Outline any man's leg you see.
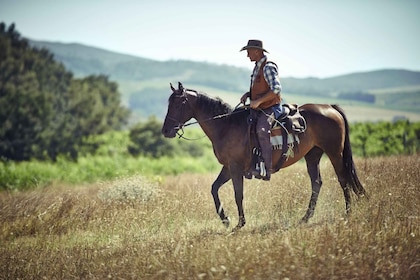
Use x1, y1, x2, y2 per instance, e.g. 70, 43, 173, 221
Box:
256, 112, 272, 180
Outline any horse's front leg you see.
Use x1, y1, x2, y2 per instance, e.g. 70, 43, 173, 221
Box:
231, 166, 246, 231
211, 166, 231, 227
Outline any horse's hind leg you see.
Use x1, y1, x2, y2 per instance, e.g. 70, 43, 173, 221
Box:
301, 147, 324, 223
211, 166, 231, 227
328, 155, 352, 216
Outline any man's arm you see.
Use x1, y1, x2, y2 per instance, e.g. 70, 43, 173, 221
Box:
264, 62, 282, 95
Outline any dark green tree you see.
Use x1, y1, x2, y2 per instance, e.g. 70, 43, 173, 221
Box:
128, 116, 175, 158
59, 75, 130, 158
0, 22, 130, 161
0, 23, 73, 160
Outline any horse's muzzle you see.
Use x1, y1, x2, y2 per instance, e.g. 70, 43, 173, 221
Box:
161, 126, 178, 138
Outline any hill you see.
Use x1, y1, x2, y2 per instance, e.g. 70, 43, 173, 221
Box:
29, 40, 420, 122
29, 40, 249, 91
285, 69, 420, 93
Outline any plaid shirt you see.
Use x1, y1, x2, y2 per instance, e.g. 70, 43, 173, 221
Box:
251, 56, 282, 95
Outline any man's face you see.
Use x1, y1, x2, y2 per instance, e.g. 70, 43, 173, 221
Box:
246, 48, 261, 62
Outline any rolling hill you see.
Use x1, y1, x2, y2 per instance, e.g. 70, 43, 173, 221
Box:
29, 40, 420, 122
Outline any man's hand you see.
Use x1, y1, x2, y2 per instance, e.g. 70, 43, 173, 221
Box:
240, 92, 250, 104
250, 99, 261, 109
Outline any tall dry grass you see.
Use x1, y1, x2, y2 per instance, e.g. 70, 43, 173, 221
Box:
0, 155, 419, 279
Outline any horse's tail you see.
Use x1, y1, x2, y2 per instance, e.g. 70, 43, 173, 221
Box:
332, 105, 368, 198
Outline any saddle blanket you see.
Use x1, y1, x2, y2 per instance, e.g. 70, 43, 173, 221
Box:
270, 134, 299, 150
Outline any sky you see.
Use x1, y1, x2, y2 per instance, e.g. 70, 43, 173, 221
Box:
1, 0, 419, 78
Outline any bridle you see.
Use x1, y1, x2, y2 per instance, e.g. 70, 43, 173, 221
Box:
165, 89, 249, 140
164, 115, 200, 140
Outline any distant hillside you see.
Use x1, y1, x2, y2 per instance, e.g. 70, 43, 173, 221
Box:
286, 69, 420, 95
29, 40, 250, 92
29, 40, 420, 121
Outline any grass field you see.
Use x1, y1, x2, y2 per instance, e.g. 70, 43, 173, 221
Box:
1, 155, 419, 279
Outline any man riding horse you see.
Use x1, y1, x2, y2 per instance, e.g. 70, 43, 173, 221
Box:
240, 39, 283, 181
162, 41, 366, 230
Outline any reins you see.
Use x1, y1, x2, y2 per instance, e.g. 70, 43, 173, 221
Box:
175, 102, 249, 141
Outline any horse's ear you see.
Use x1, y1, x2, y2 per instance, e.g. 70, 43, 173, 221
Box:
178, 82, 184, 92
170, 83, 176, 92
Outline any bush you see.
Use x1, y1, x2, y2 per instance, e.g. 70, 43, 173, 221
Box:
128, 116, 206, 158
350, 120, 420, 156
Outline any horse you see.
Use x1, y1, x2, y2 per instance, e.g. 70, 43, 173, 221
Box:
162, 82, 367, 231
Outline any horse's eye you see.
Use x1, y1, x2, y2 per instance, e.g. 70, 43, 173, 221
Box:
174, 98, 186, 109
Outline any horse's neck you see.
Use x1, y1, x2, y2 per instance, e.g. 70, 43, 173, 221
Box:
189, 93, 225, 141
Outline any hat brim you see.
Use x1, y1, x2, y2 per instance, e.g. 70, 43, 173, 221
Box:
239, 46, 269, 53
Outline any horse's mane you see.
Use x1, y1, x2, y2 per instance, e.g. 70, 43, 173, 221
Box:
190, 89, 233, 116
190, 89, 250, 126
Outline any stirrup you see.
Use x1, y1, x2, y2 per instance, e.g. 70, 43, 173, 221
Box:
251, 161, 270, 180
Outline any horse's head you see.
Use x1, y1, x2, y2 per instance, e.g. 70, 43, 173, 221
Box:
162, 82, 195, 138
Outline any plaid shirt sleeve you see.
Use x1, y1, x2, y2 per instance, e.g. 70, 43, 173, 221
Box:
263, 62, 282, 95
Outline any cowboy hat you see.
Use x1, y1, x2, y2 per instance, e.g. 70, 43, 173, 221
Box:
239, 39, 269, 53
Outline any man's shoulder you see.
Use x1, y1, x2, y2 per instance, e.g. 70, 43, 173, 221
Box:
264, 60, 278, 70
265, 61, 277, 67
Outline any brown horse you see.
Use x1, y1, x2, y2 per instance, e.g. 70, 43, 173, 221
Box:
162, 82, 367, 230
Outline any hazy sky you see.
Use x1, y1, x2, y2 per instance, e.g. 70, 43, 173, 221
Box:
1, 0, 419, 78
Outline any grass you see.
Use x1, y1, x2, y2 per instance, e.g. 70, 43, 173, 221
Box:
0, 129, 221, 191
0, 155, 419, 279
0, 154, 220, 191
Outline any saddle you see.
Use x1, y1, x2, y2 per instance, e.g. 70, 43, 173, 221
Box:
270, 104, 307, 171
247, 104, 307, 178
274, 104, 306, 133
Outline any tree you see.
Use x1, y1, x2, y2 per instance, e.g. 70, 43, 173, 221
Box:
0, 23, 73, 160
128, 116, 175, 158
0, 22, 130, 161
57, 75, 130, 158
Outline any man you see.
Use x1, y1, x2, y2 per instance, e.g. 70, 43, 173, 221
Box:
240, 39, 282, 180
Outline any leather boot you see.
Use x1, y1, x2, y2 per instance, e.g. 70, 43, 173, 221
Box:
257, 132, 272, 181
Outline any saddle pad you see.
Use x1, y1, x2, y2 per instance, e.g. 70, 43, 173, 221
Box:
270, 127, 300, 150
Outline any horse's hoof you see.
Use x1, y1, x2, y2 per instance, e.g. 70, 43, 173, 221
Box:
222, 217, 230, 228
299, 217, 309, 225
231, 216, 246, 232
232, 223, 245, 232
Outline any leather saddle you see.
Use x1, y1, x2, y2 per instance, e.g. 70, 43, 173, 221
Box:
247, 104, 307, 178
273, 104, 306, 133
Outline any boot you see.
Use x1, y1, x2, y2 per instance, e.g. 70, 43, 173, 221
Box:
250, 148, 263, 179
257, 132, 273, 181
